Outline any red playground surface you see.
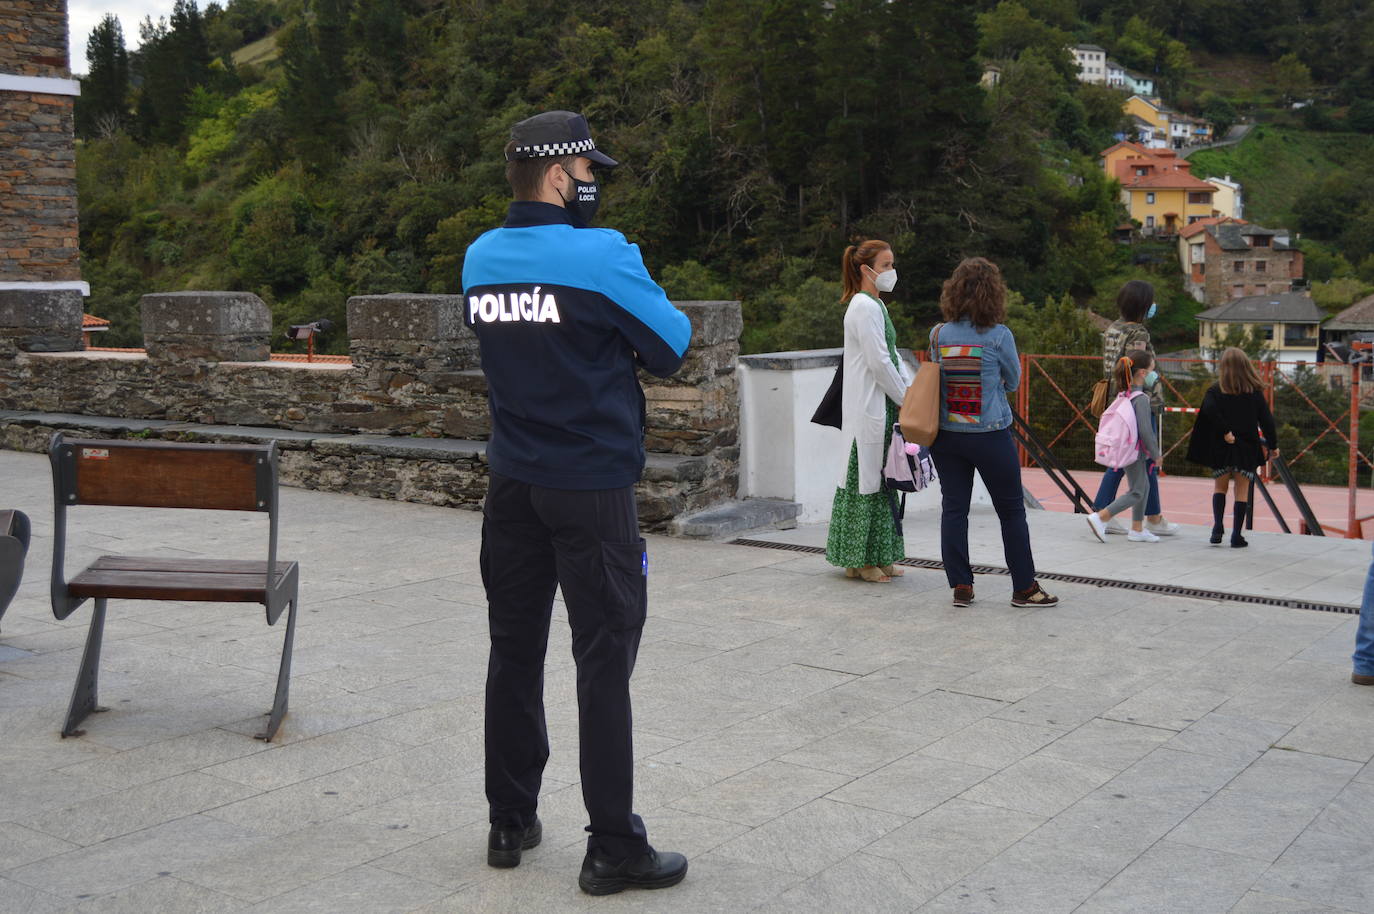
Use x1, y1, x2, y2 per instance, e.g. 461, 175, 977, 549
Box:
1022, 467, 1374, 539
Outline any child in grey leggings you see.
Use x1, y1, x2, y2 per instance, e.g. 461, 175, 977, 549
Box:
1087, 353, 1164, 543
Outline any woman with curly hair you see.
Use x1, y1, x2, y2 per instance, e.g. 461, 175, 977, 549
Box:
928, 258, 1058, 608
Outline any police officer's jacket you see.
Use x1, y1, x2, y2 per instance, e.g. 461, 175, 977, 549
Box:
462, 201, 693, 490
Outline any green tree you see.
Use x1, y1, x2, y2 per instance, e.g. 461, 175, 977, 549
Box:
1199, 92, 1235, 138
1006, 291, 1101, 355
976, 1, 1071, 75
132, 0, 212, 144
77, 15, 130, 138
1349, 99, 1374, 134
1274, 52, 1313, 104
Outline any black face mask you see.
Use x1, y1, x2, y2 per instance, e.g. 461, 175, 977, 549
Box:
560, 166, 600, 226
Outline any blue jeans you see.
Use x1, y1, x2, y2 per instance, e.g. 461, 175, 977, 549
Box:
1093, 415, 1162, 516
928, 427, 1036, 591
1354, 541, 1374, 675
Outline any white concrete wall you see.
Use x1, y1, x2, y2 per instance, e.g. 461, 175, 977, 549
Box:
739, 350, 989, 524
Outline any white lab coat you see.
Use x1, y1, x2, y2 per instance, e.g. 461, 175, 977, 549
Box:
839, 292, 913, 494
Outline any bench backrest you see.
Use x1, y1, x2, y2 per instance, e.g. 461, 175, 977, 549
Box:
48, 433, 281, 619
52, 437, 274, 512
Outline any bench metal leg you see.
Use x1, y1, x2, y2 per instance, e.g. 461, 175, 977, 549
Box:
62, 598, 109, 737
0, 536, 23, 627
257, 596, 297, 742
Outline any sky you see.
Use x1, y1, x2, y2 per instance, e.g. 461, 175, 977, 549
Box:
67, 0, 166, 75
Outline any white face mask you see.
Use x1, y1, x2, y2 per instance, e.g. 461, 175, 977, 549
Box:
867, 266, 898, 293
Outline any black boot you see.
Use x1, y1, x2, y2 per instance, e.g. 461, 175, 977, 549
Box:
579, 847, 688, 895
1231, 501, 1249, 548
488, 818, 542, 868
1210, 493, 1226, 545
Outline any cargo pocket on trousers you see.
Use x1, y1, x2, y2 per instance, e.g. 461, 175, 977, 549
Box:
601, 538, 648, 631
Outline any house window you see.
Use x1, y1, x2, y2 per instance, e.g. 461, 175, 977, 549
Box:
1232, 285, 1244, 297
1146, 215, 1155, 228
1188, 192, 1212, 205
1233, 261, 1244, 272
1256, 261, 1266, 273
1262, 325, 1274, 340
1198, 263, 1206, 275
1146, 193, 1155, 204
1253, 236, 1271, 247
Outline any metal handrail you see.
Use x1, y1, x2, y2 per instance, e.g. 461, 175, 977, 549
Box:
1269, 452, 1325, 536
1010, 412, 1095, 514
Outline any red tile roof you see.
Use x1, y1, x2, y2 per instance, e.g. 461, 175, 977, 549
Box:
1099, 140, 1153, 158
82, 314, 110, 329
1126, 172, 1218, 191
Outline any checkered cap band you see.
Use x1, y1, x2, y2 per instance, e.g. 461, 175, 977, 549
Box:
513, 138, 596, 158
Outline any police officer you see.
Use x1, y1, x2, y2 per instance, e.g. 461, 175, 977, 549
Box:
461, 110, 691, 896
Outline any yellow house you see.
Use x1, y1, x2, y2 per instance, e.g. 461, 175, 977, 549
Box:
1124, 95, 1168, 133
1099, 140, 1155, 178
1196, 293, 1324, 362
1124, 173, 1219, 235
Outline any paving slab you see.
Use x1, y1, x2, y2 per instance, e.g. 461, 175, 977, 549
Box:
4, 447, 1374, 912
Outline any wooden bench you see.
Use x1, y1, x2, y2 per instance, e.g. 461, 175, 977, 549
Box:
0, 508, 31, 625
48, 433, 300, 741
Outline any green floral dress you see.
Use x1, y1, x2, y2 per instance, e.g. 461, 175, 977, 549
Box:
825, 304, 906, 570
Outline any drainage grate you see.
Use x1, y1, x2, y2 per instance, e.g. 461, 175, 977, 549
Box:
729, 538, 1359, 615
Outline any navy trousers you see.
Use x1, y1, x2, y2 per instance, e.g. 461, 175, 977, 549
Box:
481, 473, 649, 860
928, 427, 1037, 592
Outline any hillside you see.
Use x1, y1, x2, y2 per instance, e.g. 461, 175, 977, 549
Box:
1188, 126, 1374, 227
70, 0, 1374, 354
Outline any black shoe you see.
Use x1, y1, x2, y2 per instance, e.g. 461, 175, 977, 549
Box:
1231, 536, 1248, 548
578, 847, 688, 895
1210, 526, 1224, 545
487, 818, 541, 868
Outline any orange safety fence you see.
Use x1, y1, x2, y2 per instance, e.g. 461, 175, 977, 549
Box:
1014, 353, 1373, 538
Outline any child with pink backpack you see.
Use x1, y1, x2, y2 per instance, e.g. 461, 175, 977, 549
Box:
1086, 351, 1164, 543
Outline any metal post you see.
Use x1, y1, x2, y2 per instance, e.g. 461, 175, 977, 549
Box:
1017, 353, 1030, 468
1261, 360, 1275, 484
1349, 362, 1361, 538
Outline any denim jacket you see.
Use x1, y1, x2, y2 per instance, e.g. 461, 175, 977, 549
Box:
934, 319, 1020, 433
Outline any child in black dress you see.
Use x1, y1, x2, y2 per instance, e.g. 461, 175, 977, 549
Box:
1186, 347, 1279, 547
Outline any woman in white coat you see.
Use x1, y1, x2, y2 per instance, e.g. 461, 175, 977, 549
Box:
825, 239, 913, 582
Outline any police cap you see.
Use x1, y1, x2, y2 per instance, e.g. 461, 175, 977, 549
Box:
507, 110, 618, 168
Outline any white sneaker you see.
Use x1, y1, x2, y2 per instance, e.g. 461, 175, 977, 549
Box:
1104, 517, 1128, 535
1086, 514, 1108, 542
1145, 519, 1180, 536
1128, 529, 1161, 543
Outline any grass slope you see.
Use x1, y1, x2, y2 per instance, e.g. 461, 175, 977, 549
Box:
1188, 126, 1374, 227
232, 32, 280, 68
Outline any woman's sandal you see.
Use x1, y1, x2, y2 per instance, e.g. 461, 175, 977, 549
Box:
879, 564, 905, 577
846, 566, 891, 583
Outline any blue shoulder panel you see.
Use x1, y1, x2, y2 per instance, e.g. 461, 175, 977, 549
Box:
463, 224, 689, 356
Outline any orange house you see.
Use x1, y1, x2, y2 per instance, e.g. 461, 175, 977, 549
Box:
1100, 143, 1218, 237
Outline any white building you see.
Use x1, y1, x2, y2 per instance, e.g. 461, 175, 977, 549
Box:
1206, 175, 1244, 219
1071, 44, 1108, 84
1105, 58, 1127, 89
1124, 70, 1155, 96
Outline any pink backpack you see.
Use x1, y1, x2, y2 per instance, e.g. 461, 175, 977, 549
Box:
1094, 390, 1143, 470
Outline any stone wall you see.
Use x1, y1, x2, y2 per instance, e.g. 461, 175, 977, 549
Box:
0, 0, 80, 284
0, 0, 69, 74
0, 290, 744, 531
